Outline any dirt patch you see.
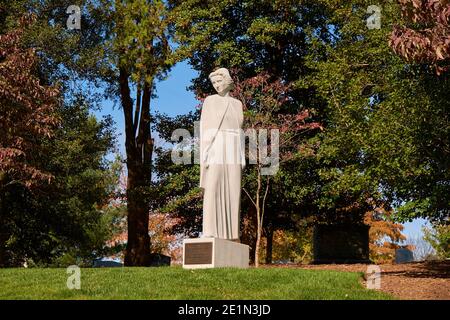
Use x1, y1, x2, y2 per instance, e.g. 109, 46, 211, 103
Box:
263, 261, 450, 300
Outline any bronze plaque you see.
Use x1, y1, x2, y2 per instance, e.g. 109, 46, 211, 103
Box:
184, 242, 213, 265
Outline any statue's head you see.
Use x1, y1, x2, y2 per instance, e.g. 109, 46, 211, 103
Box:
209, 68, 234, 96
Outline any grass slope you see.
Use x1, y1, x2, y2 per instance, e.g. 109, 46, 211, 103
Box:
0, 267, 392, 300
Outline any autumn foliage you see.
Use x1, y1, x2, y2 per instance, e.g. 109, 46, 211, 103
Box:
365, 204, 412, 264
390, 0, 450, 74
231, 71, 321, 267
0, 16, 59, 187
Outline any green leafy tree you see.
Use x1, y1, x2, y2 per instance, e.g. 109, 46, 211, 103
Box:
300, 0, 449, 223
171, 0, 448, 237
233, 72, 321, 266
423, 222, 450, 259
113, 0, 175, 266
151, 111, 203, 237
37, 95, 120, 266
0, 93, 120, 266
0, 7, 122, 266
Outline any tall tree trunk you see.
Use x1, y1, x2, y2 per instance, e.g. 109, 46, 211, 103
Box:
125, 161, 151, 266
265, 224, 273, 264
120, 67, 153, 266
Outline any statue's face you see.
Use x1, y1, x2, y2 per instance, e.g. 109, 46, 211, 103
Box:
211, 75, 229, 96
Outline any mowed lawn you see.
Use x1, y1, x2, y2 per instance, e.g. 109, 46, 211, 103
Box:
0, 267, 393, 300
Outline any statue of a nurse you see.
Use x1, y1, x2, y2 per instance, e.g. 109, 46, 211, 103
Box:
199, 68, 245, 241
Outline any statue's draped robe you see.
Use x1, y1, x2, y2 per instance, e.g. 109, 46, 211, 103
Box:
199, 94, 245, 240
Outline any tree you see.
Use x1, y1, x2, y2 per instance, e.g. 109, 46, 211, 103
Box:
390, 0, 450, 75
364, 202, 410, 263
233, 72, 321, 266
15, 0, 184, 265
260, 222, 314, 264
166, 1, 448, 261
1, 92, 120, 267
37, 96, 120, 266
301, 0, 449, 223
0, 15, 59, 266
0, 14, 59, 189
169, 0, 332, 97
423, 222, 450, 259
150, 110, 203, 238
113, 0, 176, 266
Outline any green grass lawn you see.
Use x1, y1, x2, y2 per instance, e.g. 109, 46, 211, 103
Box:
0, 267, 393, 300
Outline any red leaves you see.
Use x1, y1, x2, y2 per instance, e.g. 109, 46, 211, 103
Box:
230, 70, 322, 163
278, 110, 323, 133
390, 0, 450, 74
231, 71, 292, 114
0, 16, 59, 187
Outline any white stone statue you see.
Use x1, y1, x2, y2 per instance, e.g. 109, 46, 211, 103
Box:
199, 68, 245, 241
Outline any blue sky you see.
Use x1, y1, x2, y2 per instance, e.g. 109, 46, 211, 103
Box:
93, 61, 428, 241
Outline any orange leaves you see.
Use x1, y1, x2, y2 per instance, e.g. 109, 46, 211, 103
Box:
364, 202, 409, 263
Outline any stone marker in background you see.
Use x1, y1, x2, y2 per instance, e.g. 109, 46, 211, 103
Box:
395, 247, 414, 264
313, 223, 371, 264
93, 259, 123, 267
150, 253, 171, 266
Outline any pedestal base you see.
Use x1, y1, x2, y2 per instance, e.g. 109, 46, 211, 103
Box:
182, 237, 249, 269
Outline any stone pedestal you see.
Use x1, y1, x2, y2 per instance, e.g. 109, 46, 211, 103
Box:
182, 237, 249, 269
